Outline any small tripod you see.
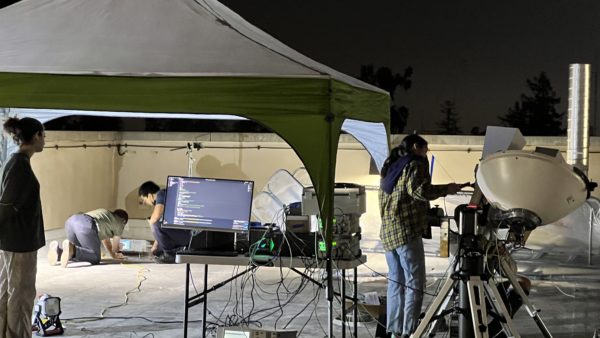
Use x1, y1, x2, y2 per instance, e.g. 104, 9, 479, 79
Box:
411, 208, 552, 338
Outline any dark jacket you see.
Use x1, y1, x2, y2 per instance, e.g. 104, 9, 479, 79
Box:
0, 152, 45, 252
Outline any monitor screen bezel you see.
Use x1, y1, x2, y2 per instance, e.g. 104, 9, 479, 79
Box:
161, 175, 254, 233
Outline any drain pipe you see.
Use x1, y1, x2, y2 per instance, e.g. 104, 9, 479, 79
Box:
567, 64, 593, 264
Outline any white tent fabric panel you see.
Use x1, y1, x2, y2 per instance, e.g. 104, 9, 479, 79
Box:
341, 119, 388, 170
0, 0, 385, 94
0, 0, 313, 76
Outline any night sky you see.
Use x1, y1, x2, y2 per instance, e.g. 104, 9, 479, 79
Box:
2, 0, 600, 134
220, 0, 600, 134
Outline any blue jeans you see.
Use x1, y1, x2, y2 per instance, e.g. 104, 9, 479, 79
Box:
385, 236, 426, 336
65, 214, 101, 264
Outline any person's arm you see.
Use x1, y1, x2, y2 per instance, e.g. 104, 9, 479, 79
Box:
102, 238, 125, 259
111, 236, 124, 258
406, 161, 450, 201
147, 202, 164, 255
147, 203, 164, 225
406, 161, 466, 201
1, 158, 35, 210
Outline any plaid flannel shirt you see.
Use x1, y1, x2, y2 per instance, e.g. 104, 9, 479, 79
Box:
379, 159, 449, 252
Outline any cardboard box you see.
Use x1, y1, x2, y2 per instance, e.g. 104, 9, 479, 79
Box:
345, 296, 386, 321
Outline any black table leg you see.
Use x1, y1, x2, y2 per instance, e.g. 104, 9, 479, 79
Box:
341, 269, 346, 338
203, 264, 208, 337
184, 263, 190, 338
353, 267, 358, 338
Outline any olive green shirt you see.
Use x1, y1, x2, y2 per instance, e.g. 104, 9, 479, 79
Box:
85, 208, 125, 241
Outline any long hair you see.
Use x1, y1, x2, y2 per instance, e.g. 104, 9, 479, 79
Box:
3, 117, 44, 145
381, 134, 428, 177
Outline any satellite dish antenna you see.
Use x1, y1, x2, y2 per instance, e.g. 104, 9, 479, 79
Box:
477, 148, 589, 227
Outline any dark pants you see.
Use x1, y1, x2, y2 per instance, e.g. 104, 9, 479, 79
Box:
65, 214, 101, 264
152, 223, 191, 255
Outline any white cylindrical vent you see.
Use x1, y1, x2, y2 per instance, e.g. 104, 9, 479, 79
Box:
567, 64, 591, 174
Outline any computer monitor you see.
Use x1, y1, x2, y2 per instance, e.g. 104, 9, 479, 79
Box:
162, 176, 254, 232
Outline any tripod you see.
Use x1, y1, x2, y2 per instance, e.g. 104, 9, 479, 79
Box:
411, 208, 553, 338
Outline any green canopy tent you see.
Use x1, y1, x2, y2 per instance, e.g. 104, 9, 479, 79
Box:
0, 0, 389, 334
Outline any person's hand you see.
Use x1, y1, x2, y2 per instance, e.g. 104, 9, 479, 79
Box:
447, 182, 468, 195
112, 252, 127, 260
150, 241, 159, 256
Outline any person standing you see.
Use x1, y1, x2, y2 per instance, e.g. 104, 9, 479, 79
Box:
379, 134, 465, 337
48, 208, 129, 267
138, 181, 191, 263
0, 117, 46, 338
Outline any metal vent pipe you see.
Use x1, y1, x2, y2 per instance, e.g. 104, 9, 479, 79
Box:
567, 64, 591, 174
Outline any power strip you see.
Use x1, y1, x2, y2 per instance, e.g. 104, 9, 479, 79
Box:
217, 326, 297, 338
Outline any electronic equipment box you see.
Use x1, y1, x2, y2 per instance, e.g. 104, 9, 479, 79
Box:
301, 183, 366, 216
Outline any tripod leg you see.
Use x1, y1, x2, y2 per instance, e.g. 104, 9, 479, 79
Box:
411, 276, 456, 338
499, 260, 553, 338
466, 277, 489, 338
484, 282, 520, 338
425, 285, 456, 337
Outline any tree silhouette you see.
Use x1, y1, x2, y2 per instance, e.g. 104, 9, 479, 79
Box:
499, 72, 564, 136
359, 65, 413, 134
437, 100, 461, 134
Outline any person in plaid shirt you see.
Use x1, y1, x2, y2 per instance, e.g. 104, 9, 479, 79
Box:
379, 134, 465, 337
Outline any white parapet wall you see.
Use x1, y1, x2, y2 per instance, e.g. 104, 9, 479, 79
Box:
32, 131, 600, 256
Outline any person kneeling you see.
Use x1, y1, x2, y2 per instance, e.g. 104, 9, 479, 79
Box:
48, 209, 128, 267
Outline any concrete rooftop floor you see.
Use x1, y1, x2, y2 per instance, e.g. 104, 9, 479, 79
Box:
34, 232, 600, 338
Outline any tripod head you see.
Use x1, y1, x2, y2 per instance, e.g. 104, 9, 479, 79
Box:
453, 206, 486, 279
451, 203, 521, 284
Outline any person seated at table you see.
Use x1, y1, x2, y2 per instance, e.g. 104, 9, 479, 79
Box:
48, 208, 129, 267
138, 180, 191, 264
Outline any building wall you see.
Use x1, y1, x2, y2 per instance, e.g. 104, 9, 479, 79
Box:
32, 131, 600, 252
32, 132, 118, 232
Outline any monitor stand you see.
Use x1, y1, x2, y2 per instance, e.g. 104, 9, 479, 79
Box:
187, 230, 236, 255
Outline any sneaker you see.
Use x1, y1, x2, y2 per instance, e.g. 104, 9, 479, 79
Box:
61, 239, 74, 268
47, 241, 61, 266
153, 252, 176, 264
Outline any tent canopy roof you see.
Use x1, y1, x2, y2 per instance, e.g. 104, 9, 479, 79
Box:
0, 0, 385, 95
0, 0, 390, 253
0, 0, 389, 156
